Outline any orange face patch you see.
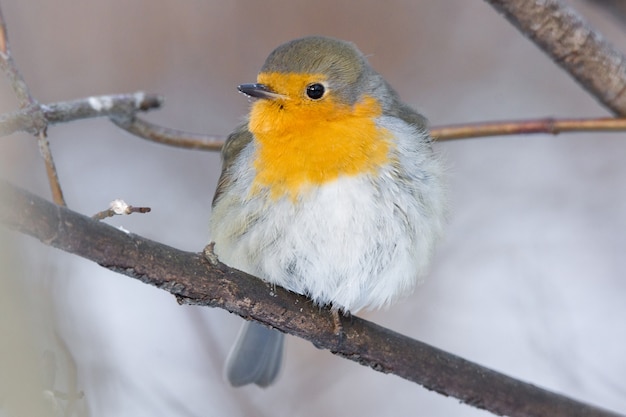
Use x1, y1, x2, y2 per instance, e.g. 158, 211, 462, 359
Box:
249, 72, 392, 201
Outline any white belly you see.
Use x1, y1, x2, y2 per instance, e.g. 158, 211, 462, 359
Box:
210, 117, 445, 312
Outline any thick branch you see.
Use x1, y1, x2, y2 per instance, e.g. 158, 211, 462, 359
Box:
0, 181, 621, 417
484, 0, 626, 116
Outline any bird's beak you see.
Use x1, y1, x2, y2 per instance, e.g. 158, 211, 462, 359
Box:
238, 83, 287, 100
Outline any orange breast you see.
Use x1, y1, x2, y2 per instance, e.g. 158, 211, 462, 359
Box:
248, 72, 392, 201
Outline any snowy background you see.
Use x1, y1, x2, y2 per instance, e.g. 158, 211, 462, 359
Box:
1, 1, 625, 416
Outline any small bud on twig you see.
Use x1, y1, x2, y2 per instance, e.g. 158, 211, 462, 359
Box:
92, 199, 151, 221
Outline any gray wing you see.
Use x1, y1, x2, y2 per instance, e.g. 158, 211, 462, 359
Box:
394, 101, 429, 134
212, 124, 254, 206
377, 77, 430, 137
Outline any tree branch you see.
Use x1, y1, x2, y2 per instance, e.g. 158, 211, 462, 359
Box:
0, 180, 622, 417
1, 3, 623, 413
91, 199, 151, 220
0, 6, 40, 114
0, 93, 163, 138
109, 114, 224, 151
4, 93, 626, 148
483, 0, 626, 116
106, 115, 626, 150
433, 116, 626, 140
36, 131, 66, 206
1, 4, 62, 205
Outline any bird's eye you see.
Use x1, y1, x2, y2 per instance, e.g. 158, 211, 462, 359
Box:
306, 83, 325, 100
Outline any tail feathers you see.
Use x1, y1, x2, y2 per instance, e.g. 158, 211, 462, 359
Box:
225, 321, 284, 387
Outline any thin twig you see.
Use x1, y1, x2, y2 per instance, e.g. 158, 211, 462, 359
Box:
92, 199, 151, 221
0, 3, 7, 56
0, 3, 63, 205
0, 180, 622, 417
5, 94, 626, 150
484, 0, 626, 116
431, 116, 626, 141
110, 115, 224, 151
0, 6, 40, 112
109, 115, 626, 151
3, 96, 625, 150
0, 93, 163, 137
37, 131, 65, 206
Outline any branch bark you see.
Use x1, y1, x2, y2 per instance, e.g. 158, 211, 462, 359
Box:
0, 6, 40, 114
0, 180, 622, 417
433, 116, 626, 140
0, 93, 163, 138
110, 114, 224, 151
484, 0, 626, 116
9, 97, 626, 149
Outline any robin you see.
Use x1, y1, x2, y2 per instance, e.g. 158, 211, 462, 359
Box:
209, 35, 446, 387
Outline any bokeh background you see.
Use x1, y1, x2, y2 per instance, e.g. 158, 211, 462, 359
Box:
1, 1, 625, 416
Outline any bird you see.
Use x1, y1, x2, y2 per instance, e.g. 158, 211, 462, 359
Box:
209, 35, 446, 388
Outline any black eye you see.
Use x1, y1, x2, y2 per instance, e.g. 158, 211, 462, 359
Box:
306, 83, 325, 100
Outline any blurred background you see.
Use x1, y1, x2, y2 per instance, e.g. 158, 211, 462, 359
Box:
1, 1, 625, 416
